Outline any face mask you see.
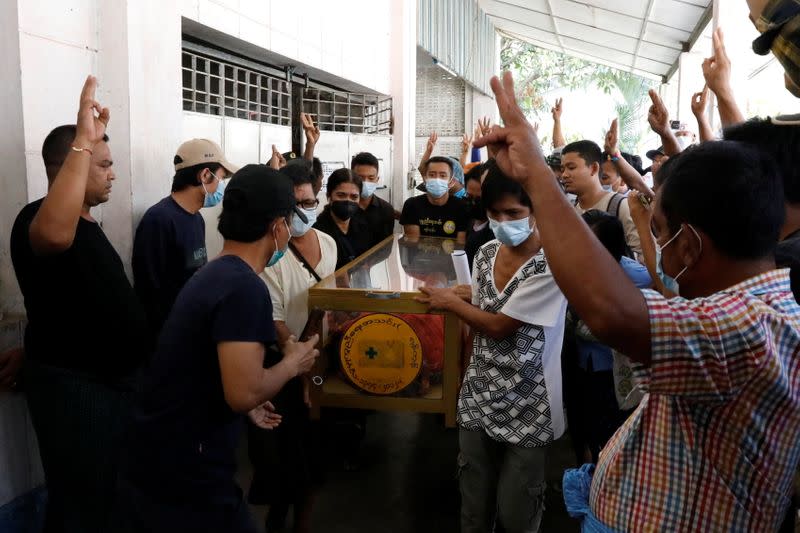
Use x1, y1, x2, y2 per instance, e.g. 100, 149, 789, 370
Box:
454, 188, 467, 199
289, 207, 317, 237
330, 200, 359, 221
601, 184, 613, 192
488, 216, 534, 247
676, 136, 694, 150
425, 178, 449, 199
656, 224, 703, 294
202, 174, 225, 208
361, 181, 379, 198
267, 220, 290, 267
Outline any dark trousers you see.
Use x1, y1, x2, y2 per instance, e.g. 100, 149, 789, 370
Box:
568, 364, 632, 464
24, 360, 132, 533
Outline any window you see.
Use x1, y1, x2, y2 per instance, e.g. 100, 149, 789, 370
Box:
181, 49, 291, 125
303, 87, 392, 134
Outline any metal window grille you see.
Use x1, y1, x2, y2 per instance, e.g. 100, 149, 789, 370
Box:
181, 49, 291, 125
302, 87, 392, 134
415, 64, 465, 137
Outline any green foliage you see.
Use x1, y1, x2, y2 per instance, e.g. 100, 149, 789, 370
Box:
500, 38, 654, 151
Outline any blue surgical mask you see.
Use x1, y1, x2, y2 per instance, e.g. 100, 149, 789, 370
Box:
361, 181, 379, 198
656, 224, 702, 295
289, 207, 317, 237
267, 221, 290, 267
203, 176, 226, 208
601, 184, 613, 192
488, 216, 534, 247
454, 188, 468, 199
426, 178, 449, 199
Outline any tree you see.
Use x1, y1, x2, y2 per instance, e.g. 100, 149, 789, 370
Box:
500, 37, 653, 152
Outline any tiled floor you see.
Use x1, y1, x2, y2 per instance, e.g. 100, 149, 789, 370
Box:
236, 412, 580, 532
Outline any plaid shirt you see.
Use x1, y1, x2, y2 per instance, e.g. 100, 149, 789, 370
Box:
590, 269, 800, 532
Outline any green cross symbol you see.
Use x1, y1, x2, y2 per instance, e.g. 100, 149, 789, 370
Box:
365, 347, 378, 359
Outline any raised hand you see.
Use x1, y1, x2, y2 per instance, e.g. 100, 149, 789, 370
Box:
604, 118, 619, 155
691, 85, 709, 118
461, 133, 473, 154
478, 117, 492, 137
647, 89, 670, 135
702, 28, 732, 97
268, 144, 286, 170
301, 112, 320, 145
471, 72, 545, 182
551, 97, 563, 121
75, 75, 110, 148
426, 131, 438, 152
247, 401, 282, 430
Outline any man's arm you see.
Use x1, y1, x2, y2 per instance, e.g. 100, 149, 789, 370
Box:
218, 335, 318, 412
473, 73, 652, 364
604, 119, 654, 199
551, 98, 566, 149
301, 112, 320, 161
647, 89, 682, 157
418, 132, 437, 177
459, 133, 472, 167
29, 76, 109, 256
702, 27, 745, 128
691, 86, 715, 142
403, 225, 421, 239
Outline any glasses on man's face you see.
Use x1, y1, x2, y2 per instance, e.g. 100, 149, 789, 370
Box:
297, 198, 320, 210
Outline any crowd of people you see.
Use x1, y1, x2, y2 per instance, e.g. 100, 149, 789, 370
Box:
4, 1, 800, 532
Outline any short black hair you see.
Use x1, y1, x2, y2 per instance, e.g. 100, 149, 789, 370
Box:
563, 140, 602, 169
42, 125, 109, 177
171, 162, 222, 193
326, 168, 362, 197
280, 163, 314, 188
724, 117, 800, 204
481, 163, 533, 211
659, 141, 784, 260
582, 210, 627, 262
425, 156, 454, 175
312, 157, 323, 181
351, 152, 380, 172
465, 162, 485, 185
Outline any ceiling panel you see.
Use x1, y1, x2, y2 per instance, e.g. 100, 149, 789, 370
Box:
481, 0, 711, 80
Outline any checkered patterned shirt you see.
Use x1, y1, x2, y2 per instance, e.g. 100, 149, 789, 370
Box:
590, 269, 800, 532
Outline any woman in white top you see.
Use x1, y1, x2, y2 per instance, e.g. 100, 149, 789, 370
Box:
249, 165, 337, 533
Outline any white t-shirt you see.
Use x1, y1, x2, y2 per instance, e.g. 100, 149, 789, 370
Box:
458, 240, 568, 447
574, 191, 642, 258
260, 229, 337, 337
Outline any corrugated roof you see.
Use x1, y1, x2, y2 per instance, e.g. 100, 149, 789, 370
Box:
479, 0, 712, 81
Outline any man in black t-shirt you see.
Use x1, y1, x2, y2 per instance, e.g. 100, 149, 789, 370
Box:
132, 139, 238, 336
400, 156, 469, 242
352, 151, 397, 246
118, 165, 319, 532
9, 76, 150, 531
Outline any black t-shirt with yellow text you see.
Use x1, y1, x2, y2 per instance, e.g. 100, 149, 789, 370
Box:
399, 194, 469, 239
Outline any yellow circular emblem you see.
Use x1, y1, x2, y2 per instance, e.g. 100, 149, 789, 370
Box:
443, 220, 456, 234
339, 313, 422, 395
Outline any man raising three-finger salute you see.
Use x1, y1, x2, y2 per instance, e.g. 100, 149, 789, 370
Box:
10, 76, 151, 531
474, 72, 800, 532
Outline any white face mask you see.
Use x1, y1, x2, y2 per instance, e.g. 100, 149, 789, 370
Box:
676, 135, 694, 150
361, 181, 379, 198
289, 207, 318, 237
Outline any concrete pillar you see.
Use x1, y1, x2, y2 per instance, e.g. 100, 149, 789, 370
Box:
97, 0, 183, 275
0, 0, 29, 316
389, 0, 417, 207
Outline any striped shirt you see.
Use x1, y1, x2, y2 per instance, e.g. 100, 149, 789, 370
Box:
590, 269, 800, 532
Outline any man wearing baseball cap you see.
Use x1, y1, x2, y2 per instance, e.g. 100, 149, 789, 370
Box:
119, 165, 318, 532
132, 138, 239, 336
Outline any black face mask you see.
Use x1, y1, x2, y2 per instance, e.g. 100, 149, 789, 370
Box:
330, 200, 360, 221
467, 197, 485, 221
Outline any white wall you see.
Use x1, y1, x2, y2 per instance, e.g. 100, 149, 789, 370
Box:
180, 0, 392, 95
